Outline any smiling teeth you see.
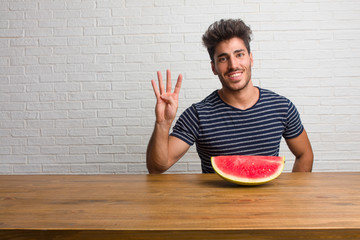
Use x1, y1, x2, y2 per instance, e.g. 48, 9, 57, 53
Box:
229, 73, 241, 77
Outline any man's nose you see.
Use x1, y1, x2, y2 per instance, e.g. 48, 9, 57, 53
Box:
228, 55, 237, 70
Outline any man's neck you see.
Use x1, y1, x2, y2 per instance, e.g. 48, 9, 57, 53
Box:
218, 84, 259, 110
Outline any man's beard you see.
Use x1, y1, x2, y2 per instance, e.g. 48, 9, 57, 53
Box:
220, 65, 252, 92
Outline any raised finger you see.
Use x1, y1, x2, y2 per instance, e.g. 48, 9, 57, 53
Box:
151, 79, 160, 99
157, 71, 165, 95
173, 73, 183, 95
166, 69, 172, 93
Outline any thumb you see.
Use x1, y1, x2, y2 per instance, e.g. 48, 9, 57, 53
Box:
160, 94, 175, 105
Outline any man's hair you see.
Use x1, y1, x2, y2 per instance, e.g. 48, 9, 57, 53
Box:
202, 19, 252, 62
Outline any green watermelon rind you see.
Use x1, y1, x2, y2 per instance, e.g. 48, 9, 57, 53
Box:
211, 155, 285, 186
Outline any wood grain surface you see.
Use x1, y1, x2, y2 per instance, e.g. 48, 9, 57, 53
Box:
0, 172, 359, 239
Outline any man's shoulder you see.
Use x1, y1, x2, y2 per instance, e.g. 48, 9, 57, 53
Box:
259, 87, 290, 104
192, 90, 220, 109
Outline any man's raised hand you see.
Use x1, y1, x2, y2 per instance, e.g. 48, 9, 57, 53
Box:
151, 69, 182, 126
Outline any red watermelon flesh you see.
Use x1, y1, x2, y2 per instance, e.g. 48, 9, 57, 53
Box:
211, 155, 285, 185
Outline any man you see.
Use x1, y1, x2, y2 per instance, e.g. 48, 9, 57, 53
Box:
146, 19, 313, 174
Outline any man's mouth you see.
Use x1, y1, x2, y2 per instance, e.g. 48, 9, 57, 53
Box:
227, 70, 244, 79
229, 72, 242, 78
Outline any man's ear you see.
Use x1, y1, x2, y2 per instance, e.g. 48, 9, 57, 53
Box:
250, 52, 254, 67
211, 61, 218, 75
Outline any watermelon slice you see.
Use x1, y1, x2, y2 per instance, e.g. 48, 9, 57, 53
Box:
211, 155, 285, 185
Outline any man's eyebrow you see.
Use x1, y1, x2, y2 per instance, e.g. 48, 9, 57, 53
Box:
234, 49, 245, 53
216, 49, 245, 58
216, 53, 228, 58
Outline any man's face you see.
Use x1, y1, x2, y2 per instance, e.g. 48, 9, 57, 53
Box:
211, 37, 253, 92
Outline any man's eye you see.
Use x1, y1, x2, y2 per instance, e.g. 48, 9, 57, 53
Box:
237, 53, 244, 57
218, 57, 227, 62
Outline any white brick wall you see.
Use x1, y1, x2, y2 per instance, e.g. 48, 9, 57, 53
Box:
1, 0, 360, 174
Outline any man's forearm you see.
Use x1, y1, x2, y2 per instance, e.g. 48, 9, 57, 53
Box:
146, 123, 172, 174
292, 152, 314, 172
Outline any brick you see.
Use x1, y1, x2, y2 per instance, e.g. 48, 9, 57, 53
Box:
11, 56, 38, 66
54, 83, 81, 92
128, 164, 147, 173
39, 111, 68, 120
0, 29, 23, 38
54, 28, 83, 37
68, 128, 96, 137
0, 147, 11, 154
82, 9, 111, 18
39, 73, 67, 82
25, 10, 52, 19
97, 109, 126, 118
83, 118, 112, 127
25, 28, 53, 37
43, 165, 71, 173
40, 93, 66, 101
41, 128, 67, 137
100, 164, 127, 173
67, 1, 95, 9
9, 20, 37, 29
0, 66, 24, 75
70, 145, 97, 154
39, 19, 67, 28
68, 110, 96, 119
99, 145, 126, 154
39, 37, 67, 46
26, 65, 53, 75
12, 146, 40, 155
54, 102, 82, 110
82, 83, 111, 91
98, 127, 126, 136
83, 137, 112, 145
57, 155, 86, 163
84, 27, 111, 36
41, 146, 69, 154
67, 18, 95, 27
0, 10, 23, 20
0, 165, 12, 174
11, 111, 39, 120
0, 155, 26, 164
83, 100, 111, 109
97, 18, 125, 27
28, 103, 54, 111
114, 154, 143, 163
56, 137, 82, 145
28, 155, 56, 164
71, 164, 99, 173
96, 91, 125, 100
97, 36, 124, 45
25, 47, 52, 56
28, 136, 55, 146
12, 129, 39, 137
53, 10, 81, 19
0, 102, 25, 111
55, 119, 82, 128
14, 165, 41, 173
86, 154, 113, 163
0, 137, 26, 146
67, 55, 94, 64
141, 7, 170, 16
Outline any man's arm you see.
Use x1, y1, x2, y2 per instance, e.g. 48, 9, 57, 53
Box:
285, 129, 314, 172
146, 70, 189, 174
147, 132, 190, 174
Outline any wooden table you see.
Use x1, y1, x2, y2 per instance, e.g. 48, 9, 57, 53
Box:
0, 172, 359, 240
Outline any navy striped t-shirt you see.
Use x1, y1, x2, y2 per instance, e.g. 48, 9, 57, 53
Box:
170, 88, 304, 173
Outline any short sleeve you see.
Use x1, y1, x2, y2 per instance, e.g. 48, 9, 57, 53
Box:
170, 105, 200, 146
283, 100, 304, 139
